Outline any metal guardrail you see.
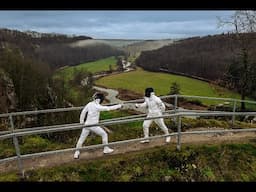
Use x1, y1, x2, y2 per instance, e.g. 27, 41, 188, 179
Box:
0, 94, 256, 178
1, 94, 255, 118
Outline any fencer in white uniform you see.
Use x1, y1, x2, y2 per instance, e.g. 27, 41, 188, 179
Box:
135, 87, 171, 143
74, 93, 122, 159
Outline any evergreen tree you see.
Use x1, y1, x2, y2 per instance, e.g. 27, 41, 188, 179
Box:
169, 82, 181, 95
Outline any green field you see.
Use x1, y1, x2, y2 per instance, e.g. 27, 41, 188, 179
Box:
54, 56, 118, 81
95, 68, 254, 106
52, 57, 118, 105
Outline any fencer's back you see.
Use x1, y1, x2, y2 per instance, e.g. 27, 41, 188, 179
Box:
85, 101, 101, 124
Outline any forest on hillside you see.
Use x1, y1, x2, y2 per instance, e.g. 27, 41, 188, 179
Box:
136, 33, 256, 81
0, 28, 124, 69
0, 29, 122, 113
136, 32, 256, 100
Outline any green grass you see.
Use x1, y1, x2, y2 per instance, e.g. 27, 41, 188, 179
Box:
52, 56, 118, 105
3, 141, 256, 181
95, 68, 254, 106
54, 56, 118, 82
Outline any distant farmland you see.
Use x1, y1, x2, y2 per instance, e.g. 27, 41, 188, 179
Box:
54, 56, 118, 81
95, 68, 249, 106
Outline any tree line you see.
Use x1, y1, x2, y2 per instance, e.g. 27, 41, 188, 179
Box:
136, 11, 256, 108
0, 28, 125, 111
0, 28, 124, 70
136, 33, 256, 81
135, 32, 256, 100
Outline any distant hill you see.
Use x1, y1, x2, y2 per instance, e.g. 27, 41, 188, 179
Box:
0, 28, 123, 112
135, 33, 256, 81
123, 39, 175, 58
0, 28, 124, 70
70, 39, 175, 60
71, 39, 143, 48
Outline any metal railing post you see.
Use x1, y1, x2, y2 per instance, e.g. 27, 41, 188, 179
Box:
9, 115, 24, 178
232, 100, 237, 127
174, 95, 178, 126
174, 94, 178, 112
176, 115, 181, 151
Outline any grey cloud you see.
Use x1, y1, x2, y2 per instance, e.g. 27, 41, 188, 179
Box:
0, 11, 235, 39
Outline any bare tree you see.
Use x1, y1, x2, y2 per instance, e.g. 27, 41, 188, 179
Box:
218, 11, 256, 110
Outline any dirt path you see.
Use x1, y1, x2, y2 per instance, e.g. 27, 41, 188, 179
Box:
1, 130, 256, 174
93, 86, 147, 113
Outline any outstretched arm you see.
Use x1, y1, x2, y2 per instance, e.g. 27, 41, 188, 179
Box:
96, 104, 122, 111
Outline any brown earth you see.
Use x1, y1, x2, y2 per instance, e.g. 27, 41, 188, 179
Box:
116, 88, 143, 101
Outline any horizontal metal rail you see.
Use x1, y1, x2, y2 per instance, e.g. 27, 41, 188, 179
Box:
0, 94, 255, 118
183, 128, 256, 135
1, 111, 256, 141
0, 109, 226, 136
0, 109, 177, 137
180, 94, 256, 104
0, 94, 256, 177
0, 156, 18, 164
0, 98, 148, 118
1, 127, 256, 165
0, 113, 179, 140
0, 108, 241, 136
0, 109, 176, 135
0, 106, 83, 118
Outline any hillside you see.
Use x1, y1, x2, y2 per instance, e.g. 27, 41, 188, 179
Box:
124, 39, 174, 59
0, 69, 16, 113
2, 139, 256, 181
135, 33, 256, 81
0, 28, 124, 70
71, 39, 143, 48
70, 38, 175, 63
0, 29, 126, 112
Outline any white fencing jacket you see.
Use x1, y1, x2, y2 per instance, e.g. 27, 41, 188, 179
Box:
80, 99, 121, 125
136, 92, 165, 116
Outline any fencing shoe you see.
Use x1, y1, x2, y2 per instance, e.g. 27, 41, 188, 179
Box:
103, 146, 114, 154
74, 150, 80, 159
140, 138, 150, 143
166, 136, 171, 143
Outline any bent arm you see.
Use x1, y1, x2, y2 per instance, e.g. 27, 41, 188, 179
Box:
136, 101, 147, 108
80, 106, 88, 124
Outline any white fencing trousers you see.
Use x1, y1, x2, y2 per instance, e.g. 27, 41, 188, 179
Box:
142, 117, 169, 138
76, 126, 108, 148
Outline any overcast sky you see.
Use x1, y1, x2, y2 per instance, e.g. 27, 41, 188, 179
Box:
0, 11, 235, 39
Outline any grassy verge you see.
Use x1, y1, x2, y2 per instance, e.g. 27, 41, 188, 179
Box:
1, 111, 255, 162
2, 140, 256, 181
